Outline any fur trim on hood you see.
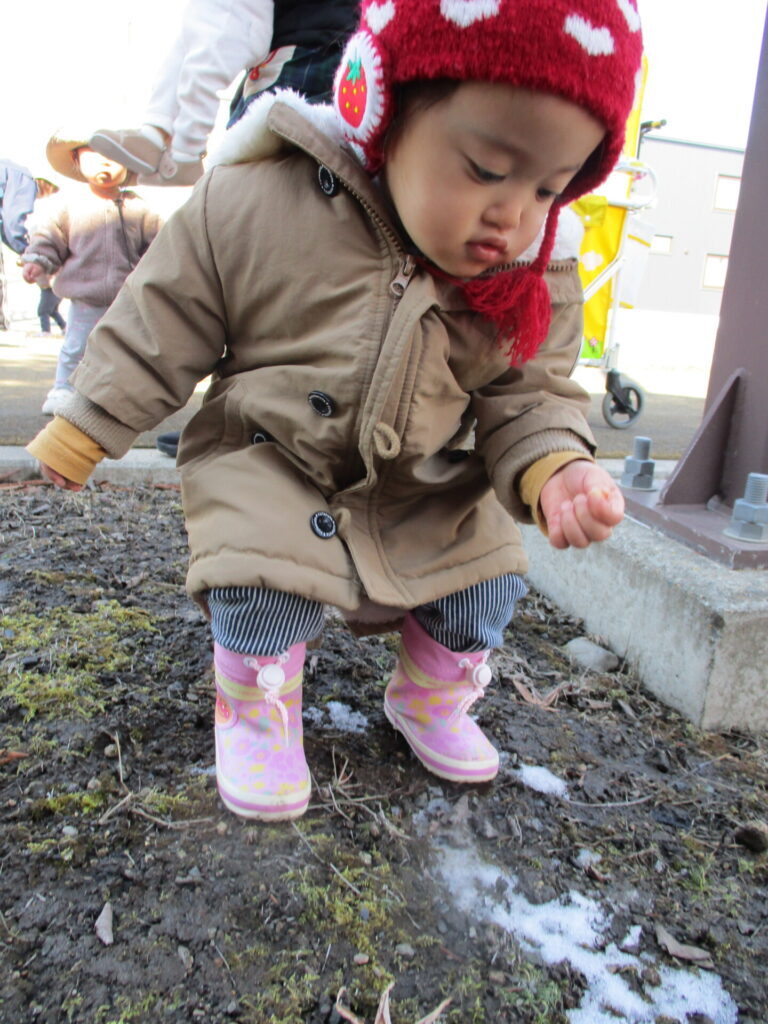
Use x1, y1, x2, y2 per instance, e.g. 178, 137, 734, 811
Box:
209, 89, 343, 169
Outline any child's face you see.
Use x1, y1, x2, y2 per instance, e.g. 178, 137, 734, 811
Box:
383, 82, 605, 278
76, 147, 128, 188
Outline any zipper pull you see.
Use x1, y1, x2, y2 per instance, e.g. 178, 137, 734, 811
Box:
390, 255, 415, 298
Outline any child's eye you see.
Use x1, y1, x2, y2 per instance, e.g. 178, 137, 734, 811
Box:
467, 159, 506, 184
537, 187, 560, 201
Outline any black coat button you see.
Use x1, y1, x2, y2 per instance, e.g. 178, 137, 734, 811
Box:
250, 429, 272, 444
308, 391, 336, 417
310, 511, 337, 538
317, 164, 339, 197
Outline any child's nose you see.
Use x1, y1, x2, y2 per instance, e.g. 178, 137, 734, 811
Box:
483, 191, 524, 231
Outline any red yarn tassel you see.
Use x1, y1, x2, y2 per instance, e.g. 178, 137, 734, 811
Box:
460, 205, 562, 365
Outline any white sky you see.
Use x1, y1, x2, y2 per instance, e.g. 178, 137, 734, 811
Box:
2, 0, 766, 174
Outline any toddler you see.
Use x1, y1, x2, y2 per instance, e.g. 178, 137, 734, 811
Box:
28, 0, 643, 822
21, 136, 162, 414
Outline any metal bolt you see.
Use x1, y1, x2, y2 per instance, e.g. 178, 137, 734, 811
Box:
724, 472, 768, 543
621, 436, 656, 490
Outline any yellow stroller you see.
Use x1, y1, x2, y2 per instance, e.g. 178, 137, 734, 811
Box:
571, 62, 660, 428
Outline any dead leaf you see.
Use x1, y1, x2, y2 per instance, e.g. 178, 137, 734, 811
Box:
334, 984, 452, 1024
0, 750, 28, 766
94, 902, 114, 946
511, 677, 562, 711
654, 924, 714, 970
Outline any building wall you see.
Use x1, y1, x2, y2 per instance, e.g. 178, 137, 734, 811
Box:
634, 136, 744, 315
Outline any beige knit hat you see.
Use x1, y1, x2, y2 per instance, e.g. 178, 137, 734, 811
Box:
46, 130, 137, 186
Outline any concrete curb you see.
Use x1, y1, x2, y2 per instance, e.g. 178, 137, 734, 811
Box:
0, 446, 679, 488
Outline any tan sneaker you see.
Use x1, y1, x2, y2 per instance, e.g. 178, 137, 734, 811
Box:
138, 150, 204, 187
89, 128, 164, 174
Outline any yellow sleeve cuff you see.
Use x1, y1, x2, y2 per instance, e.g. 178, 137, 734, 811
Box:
26, 417, 108, 486
520, 452, 594, 533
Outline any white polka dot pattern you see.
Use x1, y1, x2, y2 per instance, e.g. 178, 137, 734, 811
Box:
440, 0, 503, 28
365, 0, 395, 34
564, 13, 615, 56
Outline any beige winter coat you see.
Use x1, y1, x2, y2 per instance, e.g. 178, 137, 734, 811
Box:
61, 98, 595, 615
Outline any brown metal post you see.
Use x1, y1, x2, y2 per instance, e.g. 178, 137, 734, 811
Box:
622, 8, 768, 568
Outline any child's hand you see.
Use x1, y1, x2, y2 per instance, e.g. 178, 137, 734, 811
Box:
39, 463, 84, 492
539, 460, 623, 550
22, 263, 43, 284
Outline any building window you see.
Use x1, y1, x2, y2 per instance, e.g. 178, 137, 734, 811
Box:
703, 254, 729, 290
650, 234, 673, 254
714, 174, 741, 212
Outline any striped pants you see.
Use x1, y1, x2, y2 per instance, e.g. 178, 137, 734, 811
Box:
208, 575, 527, 656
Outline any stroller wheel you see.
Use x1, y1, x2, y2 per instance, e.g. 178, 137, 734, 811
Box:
602, 381, 644, 428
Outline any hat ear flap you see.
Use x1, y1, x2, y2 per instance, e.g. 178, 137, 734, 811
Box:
333, 30, 391, 171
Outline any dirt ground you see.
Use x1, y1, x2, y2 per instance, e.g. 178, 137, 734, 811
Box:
1, 483, 766, 1024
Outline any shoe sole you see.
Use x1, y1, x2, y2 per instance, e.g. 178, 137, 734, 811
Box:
217, 782, 311, 821
90, 132, 159, 174
384, 701, 499, 783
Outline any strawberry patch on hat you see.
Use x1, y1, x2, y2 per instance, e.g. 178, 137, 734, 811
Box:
333, 31, 388, 152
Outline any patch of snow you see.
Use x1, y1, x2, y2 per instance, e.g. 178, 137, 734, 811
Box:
514, 763, 569, 799
303, 701, 369, 734
435, 843, 738, 1024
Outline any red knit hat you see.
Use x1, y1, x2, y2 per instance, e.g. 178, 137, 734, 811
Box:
333, 0, 643, 363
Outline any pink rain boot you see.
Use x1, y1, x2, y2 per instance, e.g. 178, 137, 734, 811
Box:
213, 642, 311, 820
384, 613, 499, 783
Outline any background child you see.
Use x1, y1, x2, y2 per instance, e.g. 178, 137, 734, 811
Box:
21, 135, 162, 414
35, 271, 67, 336
0, 158, 46, 330
27, 0, 642, 823
89, 0, 357, 186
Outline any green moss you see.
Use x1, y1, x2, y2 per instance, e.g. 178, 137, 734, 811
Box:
29, 789, 108, 819
1, 600, 156, 720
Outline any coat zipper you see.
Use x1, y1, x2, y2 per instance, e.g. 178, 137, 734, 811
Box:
389, 255, 415, 298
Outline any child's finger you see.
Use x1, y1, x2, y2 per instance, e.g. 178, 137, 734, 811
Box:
587, 484, 624, 525
572, 493, 614, 542
558, 498, 592, 549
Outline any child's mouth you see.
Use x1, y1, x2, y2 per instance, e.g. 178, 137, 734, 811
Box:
466, 239, 507, 263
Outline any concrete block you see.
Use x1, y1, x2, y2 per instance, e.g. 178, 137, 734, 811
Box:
521, 516, 768, 732
0, 446, 179, 488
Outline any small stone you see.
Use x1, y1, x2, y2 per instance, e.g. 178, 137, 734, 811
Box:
216, 821, 228, 835
563, 637, 619, 673
359, 852, 372, 867
734, 821, 768, 853
178, 945, 194, 971
395, 943, 415, 958
353, 953, 369, 965
642, 966, 661, 987
103, 744, 118, 758
61, 825, 78, 838
86, 777, 102, 791
488, 970, 506, 984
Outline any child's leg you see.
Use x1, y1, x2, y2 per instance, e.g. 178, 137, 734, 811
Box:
385, 576, 527, 782
53, 301, 108, 389
38, 288, 51, 333
51, 300, 67, 332
208, 586, 324, 821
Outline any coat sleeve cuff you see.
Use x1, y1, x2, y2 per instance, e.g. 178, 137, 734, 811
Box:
54, 391, 140, 459
520, 451, 595, 533
26, 417, 108, 486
